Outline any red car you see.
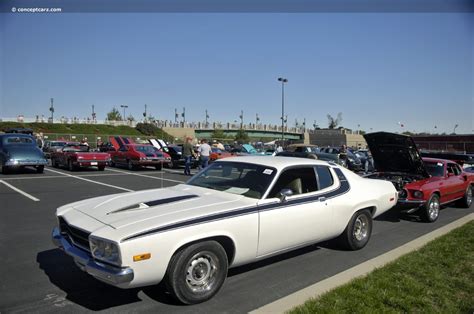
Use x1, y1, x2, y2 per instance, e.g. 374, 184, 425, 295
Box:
51, 143, 110, 171
109, 144, 167, 170
365, 132, 473, 222
209, 147, 232, 162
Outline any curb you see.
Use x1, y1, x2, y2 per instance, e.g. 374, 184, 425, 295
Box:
250, 213, 474, 314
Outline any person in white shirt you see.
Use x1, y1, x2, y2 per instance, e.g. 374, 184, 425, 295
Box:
198, 139, 211, 168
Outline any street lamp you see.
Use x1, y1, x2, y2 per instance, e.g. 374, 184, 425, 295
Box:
454, 124, 459, 134
239, 110, 244, 129
120, 105, 128, 121
205, 109, 209, 127
278, 77, 288, 143
49, 98, 55, 122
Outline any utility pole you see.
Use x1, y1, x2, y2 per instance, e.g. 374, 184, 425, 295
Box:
143, 104, 147, 122
182, 107, 186, 125
174, 108, 178, 124
205, 109, 209, 127
277, 77, 288, 143
256, 113, 260, 129
91, 104, 96, 121
239, 110, 244, 129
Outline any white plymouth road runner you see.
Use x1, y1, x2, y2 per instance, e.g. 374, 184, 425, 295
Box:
52, 156, 397, 304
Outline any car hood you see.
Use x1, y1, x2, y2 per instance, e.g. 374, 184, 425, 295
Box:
364, 132, 429, 178
64, 184, 256, 230
4, 145, 44, 159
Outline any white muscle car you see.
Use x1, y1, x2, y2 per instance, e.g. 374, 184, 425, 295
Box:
52, 156, 397, 304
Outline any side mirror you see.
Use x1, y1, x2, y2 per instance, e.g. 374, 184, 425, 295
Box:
279, 188, 293, 202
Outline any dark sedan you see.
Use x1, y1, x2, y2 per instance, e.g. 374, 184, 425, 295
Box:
0, 134, 48, 174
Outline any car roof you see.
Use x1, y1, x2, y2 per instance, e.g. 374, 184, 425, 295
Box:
422, 157, 459, 164
218, 156, 334, 170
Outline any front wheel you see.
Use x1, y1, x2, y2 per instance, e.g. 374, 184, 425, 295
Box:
457, 185, 472, 208
421, 194, 440, 222
165, 241, 228, 304
98, 165, 106, 171
155, 164, 162, 171
1, 164, 8, 174
338, 209, 372, 250
127, 160, 135, 171
36, 165, 44, 174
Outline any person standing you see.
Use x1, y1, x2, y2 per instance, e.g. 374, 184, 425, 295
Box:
198, 139, 211, 169
182, 137, 195, 176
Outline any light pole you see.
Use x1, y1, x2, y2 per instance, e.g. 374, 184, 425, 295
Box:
454, 124, 459, 134
120, 105, 128, 121
256, 113, 260, 129
143, 104, 147, 122
182, 107, 186, 125
49, 98, 55, 122
278, 77, 288, 143
91, 105, 96, 121
174, 108, 178, 124
205, 109, 209, 127
239, 110, 244, 129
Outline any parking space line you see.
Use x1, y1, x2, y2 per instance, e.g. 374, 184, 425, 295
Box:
45, 168, 134, 192
0, 180, 40, 201
106, 168, 187, 184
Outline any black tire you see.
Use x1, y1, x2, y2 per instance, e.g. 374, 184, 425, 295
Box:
165, 241, 228, 305
457, 185, 473, 208
338, 209, 373, 250
67, 160, 76, 172
51, 158, 59, 168
1, 164, 8, 174
36, 165, 44, 174
127, 160, 135, 171
109, 159, 116, 167
155, 164, 162, 171
170, 159, 178, 169
421, 194, 440, 223
98, 165, 106, 171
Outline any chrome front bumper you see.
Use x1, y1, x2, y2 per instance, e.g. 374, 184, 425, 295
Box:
5, 160, 48, 166
51, 227, 134, 286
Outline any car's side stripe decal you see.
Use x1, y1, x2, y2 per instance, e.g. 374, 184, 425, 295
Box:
121, 168, 350, 242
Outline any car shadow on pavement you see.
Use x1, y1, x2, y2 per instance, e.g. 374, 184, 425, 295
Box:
37, 249, 144, 310
374, 208, 422, 223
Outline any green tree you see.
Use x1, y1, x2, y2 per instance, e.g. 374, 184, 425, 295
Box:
211, 129, 227, 140
127, 114, 135, 122
234, 129, 249, 143
107, 107, 122, 121
327, 112, 343, 129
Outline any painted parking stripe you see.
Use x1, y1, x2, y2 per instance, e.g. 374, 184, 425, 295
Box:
0, 180, 40, 201
0, 171, 164, 181
45, 168, 133, 192
106, 168, 187, 184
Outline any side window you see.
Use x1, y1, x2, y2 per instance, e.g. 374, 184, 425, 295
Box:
316, 166, 334, 190
269, 167, 318, 197
454, 164, 462, 176
119, 146, 127, 152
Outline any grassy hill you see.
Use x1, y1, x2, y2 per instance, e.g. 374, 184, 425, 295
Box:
0, 122, 143, 135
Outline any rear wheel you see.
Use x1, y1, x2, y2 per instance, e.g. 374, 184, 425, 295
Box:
170, 159, 178, 169
155, 164, 162, 171
98, 165, 106, 171
338, 209, 372, 250
36, 165, 44, 174
458, 185, 472, 208
51, 158, 59, 168
421, 194, 440, 222
127, 160, 135, 171
1, 164, 8, 174
165, 241, 228, 304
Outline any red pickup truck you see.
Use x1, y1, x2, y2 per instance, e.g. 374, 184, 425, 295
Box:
51, 143, 110, 171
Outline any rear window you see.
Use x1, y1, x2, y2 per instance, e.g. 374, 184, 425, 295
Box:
3, 136, 34, 145
316, 166, 334, 190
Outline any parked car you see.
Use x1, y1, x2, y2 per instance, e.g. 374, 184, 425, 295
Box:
320, 147, 363, 171
51, 143, 111, 171
0, 133, 48, 174
464, 166, 474, 173
162, 145, 198, 169
210, 147, 232, 162
277, 144, 343, 165
364, 132, 474, 222
110, 144, 167, 170
52, 156, 397, 304
43, 140, 68, 158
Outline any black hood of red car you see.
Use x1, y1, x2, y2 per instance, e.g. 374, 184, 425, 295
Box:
364, 132, 429, 178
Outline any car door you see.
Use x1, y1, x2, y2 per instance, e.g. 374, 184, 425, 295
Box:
256, 165, 337, 257
116, 146, 128, 164
444, 163, 466, 201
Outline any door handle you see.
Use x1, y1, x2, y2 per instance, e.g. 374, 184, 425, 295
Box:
318, 197, 326, 202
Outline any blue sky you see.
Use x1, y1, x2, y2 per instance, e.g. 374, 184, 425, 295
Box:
1, 13, 472, 133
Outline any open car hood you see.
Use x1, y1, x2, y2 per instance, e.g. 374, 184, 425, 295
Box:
364, 132, 429, 178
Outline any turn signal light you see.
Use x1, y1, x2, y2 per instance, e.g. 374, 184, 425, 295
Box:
133, 253, 151, 262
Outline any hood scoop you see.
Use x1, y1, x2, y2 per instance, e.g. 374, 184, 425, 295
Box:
107, 194, 199, 215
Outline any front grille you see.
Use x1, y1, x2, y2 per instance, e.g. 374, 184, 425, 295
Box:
58, 216, 91, 252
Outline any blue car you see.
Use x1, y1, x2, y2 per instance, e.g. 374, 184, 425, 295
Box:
0, 134, 48, 174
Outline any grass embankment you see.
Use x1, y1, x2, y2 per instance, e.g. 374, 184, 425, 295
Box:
0, 122, 142, 135
290, 221, 474, 313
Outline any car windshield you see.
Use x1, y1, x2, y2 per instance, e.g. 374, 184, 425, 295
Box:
187, 161, 277, 199
424, 161, 444, 177
63, 145, 89, 152
3, 136, 35, 145
134, 145, 158, 153
51, 142, 67, 147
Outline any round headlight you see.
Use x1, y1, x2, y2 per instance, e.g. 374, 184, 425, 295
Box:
413, 190, 423, 199
398, 189, 408, 199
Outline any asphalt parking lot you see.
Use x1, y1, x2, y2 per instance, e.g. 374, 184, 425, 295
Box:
0, 165, 472, 313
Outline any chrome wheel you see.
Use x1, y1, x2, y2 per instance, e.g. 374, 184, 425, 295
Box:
185, 251, 218, 293
353, 214, 369, 241
428, 198, 440, 221
466, 187, 472, 206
